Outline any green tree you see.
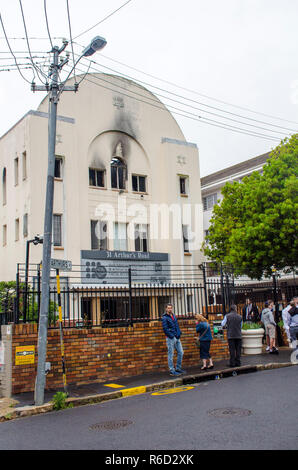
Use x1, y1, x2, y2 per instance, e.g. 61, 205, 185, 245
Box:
0, 281, 58, 325
203, 134, 298, 279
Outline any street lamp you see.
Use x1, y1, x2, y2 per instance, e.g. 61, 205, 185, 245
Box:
34, 36, 107, 406
82, 36, 107, 57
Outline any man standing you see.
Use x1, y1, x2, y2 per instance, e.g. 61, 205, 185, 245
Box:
282, 300, 295, 346
242, 298, 259, 322
288, 297, 298, 348
221, 304, 242, 367
162, 303, 185, 376
261, 300, 278, 354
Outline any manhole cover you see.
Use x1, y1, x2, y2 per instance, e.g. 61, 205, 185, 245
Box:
89, 419, 133, 431
207, 408, 252, 417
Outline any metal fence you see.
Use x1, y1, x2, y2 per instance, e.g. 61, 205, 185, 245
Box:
0, 263, 297, 329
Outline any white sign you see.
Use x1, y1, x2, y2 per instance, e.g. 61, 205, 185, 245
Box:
50, 259, 72, 272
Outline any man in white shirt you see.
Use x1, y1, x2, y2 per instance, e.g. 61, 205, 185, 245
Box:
282, 301, 294, 346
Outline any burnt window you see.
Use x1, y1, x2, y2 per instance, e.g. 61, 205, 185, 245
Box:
111, 157, 126, 190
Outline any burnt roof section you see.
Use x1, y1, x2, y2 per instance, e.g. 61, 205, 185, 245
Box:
201, 152, 270, 187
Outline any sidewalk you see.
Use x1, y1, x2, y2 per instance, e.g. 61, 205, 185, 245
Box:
1, 347, 296, 421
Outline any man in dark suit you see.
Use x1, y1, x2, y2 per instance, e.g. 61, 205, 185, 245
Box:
242, 298, 259, 322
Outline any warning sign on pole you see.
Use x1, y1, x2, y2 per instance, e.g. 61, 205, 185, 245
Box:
15, 346, 35, 365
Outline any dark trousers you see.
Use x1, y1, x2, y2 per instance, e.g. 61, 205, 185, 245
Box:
228, 338, 242, 366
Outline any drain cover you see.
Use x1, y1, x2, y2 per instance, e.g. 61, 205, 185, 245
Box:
208, 408, 252, 417
89, 419, 133, 431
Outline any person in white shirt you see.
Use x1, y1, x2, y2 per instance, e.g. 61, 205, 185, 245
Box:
282, 300, 294, 346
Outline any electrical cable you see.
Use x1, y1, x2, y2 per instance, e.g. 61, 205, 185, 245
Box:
76, 56, 292, 136
64, 62, 283, 141
43, 0, 53, 49
66, 0, 77, 83
63, 64, 282, 141
73, 0, 134, 40
72, 45, 297, 133
18, 0, 48, 84
97, 51, 298, 126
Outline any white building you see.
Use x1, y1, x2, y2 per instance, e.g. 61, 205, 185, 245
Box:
0, 73, 204, 284
201, 152, 269, 240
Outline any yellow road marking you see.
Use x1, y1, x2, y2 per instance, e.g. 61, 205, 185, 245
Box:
121, 386, 146, 397
152, 386, 195, 396
104, 384, 125, 389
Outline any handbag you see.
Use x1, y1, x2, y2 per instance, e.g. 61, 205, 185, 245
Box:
195, 325, 209, 348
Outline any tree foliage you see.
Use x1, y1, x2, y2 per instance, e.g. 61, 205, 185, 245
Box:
203, 134, 298, 279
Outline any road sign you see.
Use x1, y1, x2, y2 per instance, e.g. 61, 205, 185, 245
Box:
50, 259, 72, 272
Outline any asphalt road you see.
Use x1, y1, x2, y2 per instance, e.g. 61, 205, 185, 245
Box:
0, 366, 297, 451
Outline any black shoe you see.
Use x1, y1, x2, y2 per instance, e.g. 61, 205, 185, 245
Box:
226, 363, 235, 368
270, 348, 279, 354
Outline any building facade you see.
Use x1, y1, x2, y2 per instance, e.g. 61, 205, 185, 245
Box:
0, 73, 204, 286
201, 152, 269, 241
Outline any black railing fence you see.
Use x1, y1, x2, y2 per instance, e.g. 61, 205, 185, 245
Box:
0, 263, 297, 329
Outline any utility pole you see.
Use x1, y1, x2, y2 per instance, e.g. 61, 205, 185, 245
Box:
32, 36, 107, 406
33, 41, 74, 406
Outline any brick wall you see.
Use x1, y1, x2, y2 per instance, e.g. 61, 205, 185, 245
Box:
11, 319, 229, 394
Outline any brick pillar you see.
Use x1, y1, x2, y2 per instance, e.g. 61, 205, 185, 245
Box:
0, 325, 13, 398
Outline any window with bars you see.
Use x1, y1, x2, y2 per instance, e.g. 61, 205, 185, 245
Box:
53, 214, 62, 247
132, 174, 146, 193
203, 193, 218, 211
91, 220, 108, 250
89, 168, 105, 187
134, 224, 149, 252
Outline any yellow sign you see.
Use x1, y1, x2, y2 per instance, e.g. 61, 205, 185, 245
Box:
15, 346, 35, 365
152, 386, 195, 396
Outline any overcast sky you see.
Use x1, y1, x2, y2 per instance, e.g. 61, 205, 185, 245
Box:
0, 0, 297, 176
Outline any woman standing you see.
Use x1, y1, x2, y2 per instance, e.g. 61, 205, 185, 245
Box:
195, 314, 214, 370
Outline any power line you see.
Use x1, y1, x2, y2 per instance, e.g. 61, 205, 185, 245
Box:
96, 52, 298, 127
0, 13, 32, 84
77, 55, 294, 135
68, 58, 286, 139
66, 0, 76, 83
64, 64, 281, 142
43, 0, 53, 49
18, 0, 48, 84
73, 0, 134, 40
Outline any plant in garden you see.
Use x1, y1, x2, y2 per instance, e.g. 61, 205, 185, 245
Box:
52, 391, 72, 411
241, 322, 263, 330
203, 134, 298, 279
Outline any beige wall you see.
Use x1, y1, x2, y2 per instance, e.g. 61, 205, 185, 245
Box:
0, 73, 203, 281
